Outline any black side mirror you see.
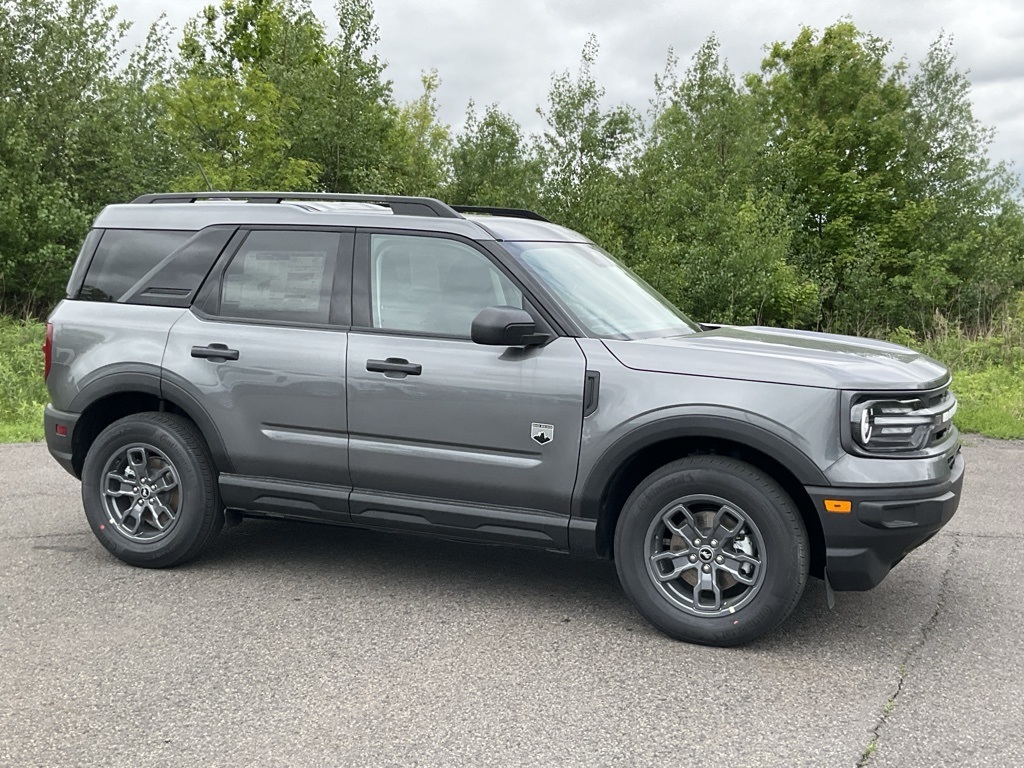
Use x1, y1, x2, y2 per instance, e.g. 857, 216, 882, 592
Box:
471, 306, 549, 347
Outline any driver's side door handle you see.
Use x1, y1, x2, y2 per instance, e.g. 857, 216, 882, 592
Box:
366, 358, 422, 376
191, 343, 239, 361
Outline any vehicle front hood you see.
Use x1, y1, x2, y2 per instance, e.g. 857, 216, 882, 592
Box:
603, 326, 950, 391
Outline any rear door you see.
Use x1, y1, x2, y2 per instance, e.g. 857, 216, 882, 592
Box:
346, 231, 587, 547
162, 227, 353, 521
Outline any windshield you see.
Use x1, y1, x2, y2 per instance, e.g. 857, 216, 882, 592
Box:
505, 242, 700, 340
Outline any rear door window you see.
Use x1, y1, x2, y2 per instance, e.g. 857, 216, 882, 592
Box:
203, 230, 350, 326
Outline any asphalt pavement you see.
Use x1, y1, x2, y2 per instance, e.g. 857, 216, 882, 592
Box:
1, 438, 1021, 767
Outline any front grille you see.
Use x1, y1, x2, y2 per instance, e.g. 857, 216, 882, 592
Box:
924, 388, 958, 448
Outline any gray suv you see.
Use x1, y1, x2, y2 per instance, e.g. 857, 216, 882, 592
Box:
43, 192, 964, 646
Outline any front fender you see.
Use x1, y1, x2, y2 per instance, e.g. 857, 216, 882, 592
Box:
571, 407, 831, 527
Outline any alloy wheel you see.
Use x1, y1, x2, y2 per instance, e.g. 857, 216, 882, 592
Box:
644, 493, 767, 617
100, 443, 182, 542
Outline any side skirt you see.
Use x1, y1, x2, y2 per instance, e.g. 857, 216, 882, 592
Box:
218, 474, 571, 550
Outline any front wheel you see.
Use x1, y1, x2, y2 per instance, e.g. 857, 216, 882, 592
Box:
614, 456, 808, 646
81, 413, 223, 568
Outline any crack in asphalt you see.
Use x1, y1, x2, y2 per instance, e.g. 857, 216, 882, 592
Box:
857, 534, 962, 766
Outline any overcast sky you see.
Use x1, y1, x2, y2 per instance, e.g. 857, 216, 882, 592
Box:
116, 0, 1024, 174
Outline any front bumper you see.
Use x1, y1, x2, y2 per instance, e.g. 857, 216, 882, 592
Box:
805, 450, 965, 590
44, 404, 79, 477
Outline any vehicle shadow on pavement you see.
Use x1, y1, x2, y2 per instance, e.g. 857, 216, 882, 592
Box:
196, 517, 634, 620
179, 516, 945, 651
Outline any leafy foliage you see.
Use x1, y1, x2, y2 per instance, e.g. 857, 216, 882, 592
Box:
0, 0, 160, 312
161, 66, 321, 191
447, 103, 543, 208
1, 2, 1023, 437
388, 70, 451, 196
534, 35, 641, 251
0, 1, 1020, 346
890, 294, 1024, 438
630, 39, 818, 326
0, 318, 46, 442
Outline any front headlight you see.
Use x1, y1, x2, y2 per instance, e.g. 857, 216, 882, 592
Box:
850, 395, 958, 453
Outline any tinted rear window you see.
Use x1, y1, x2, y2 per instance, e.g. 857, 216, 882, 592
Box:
79, 229, 194, 302
123, 226, 236, 308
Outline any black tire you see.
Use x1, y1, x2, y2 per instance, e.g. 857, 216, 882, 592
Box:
614, 456, 808, 646
81, 412, 223, 568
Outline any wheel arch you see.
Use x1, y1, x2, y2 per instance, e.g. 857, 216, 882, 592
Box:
573, 415, 827, 577
68, 373, 232, 477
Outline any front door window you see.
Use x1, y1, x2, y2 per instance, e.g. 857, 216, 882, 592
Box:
369, 234, 523, 337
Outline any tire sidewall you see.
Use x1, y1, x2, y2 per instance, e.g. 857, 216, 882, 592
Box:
615, 459, 808, 646
82, 416, 212, 567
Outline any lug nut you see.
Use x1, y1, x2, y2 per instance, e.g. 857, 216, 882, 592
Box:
711, 539, 718, 546
689, 554, 697, 563
716, 555, 724, 564
693, 538, 701, 545
702, 564, 711, 573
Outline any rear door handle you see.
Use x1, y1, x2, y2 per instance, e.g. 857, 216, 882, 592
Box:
191, 343, 240, 361
366, 357, 422, 376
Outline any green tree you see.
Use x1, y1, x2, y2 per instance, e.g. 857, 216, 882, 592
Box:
276, 0, 401, 192
900, 35, 1024, 329
75, 18, 187, 204
168, 0, 322, 190
161, 67, 320, 191
172, 0, 402, 193
447, 102, 543, 208
749, 22, 913, 332
748, 22, 1024, 334
0, 0, 165, 312
535, 35, 640, 249
385, 70, 452, 196
634, 39, 817, 326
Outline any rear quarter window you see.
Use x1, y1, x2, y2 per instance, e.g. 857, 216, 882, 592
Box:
78, 229, 195, 302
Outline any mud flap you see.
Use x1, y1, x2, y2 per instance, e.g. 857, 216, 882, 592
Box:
824, 567, 836, 610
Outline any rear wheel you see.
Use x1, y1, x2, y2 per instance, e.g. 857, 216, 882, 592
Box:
82, 413, 223, 567
615, 456, 808, 646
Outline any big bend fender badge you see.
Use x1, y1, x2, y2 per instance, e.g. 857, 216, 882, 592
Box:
531, 423, 554, 445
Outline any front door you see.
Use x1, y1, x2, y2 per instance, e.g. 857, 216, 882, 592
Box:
346, 231, 587, 547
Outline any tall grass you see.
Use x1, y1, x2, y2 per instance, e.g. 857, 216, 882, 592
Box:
889, 296, 1024, 439
0, 318, 47, 442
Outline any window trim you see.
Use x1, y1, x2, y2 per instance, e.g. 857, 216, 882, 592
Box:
192, 225, 355, 329
351, 228, 561, 341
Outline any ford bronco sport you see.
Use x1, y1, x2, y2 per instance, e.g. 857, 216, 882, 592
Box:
44, 192, 964, 646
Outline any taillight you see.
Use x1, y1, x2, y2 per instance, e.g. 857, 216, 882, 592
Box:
43, 322, 53, 380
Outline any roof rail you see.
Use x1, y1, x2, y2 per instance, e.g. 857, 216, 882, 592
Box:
130, 192, 463, 219
451, 205, 550, 223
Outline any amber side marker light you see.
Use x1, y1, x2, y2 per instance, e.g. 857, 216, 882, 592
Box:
824, 499, 852, 513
